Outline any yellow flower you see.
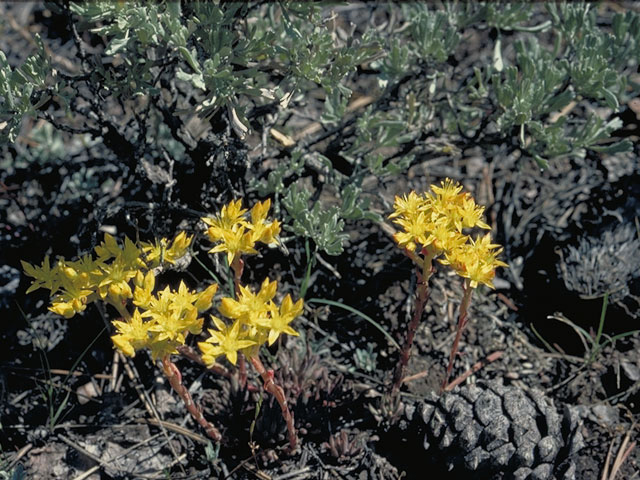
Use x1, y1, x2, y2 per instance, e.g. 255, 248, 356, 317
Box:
459, 195, 490, 230
95, 233, 142, 269
194, 283, 218, 312
389, 191, 428, 220
201, 199, 248, 233
168, 231, 192, 259
430, 178, 464, 205
201, 198, 281, 264
261, 294, 303, 346
169, 281, 200, 314
390, 179, 498, 258
133, 270, 156, 309
207, 227, 258, 264
425, 217, 466, 253
247, 199, 281, 243
392, 211, 431, 251
67, 254, 101, 289
141, 231, 193, 267
94, 233, 121, 262
46, 262, 96, 318
128, 280, 209, 359
198, 317, 255, 366
219, 277, 277, 325
97, 257, 136, 301
49, 299, 78, 318
148, 306, 202, 344
443, 233, 508, 289
112, 309, 151, 357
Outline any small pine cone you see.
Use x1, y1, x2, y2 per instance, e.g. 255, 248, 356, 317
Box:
401, 381, 583, 480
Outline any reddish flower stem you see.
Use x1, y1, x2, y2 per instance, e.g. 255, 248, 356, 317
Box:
248, 355, 297, 451
162, 356, 222, 442
389, 254, 432, 403
230, 256, 245, 293
440, 282, 474, 393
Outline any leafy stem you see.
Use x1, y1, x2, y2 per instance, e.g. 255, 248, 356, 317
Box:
248, 354, 298, 452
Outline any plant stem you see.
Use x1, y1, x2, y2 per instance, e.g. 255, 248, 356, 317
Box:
161, 356, 222, 442
230, 256, 244, 295
230, 256, 248, 387
248, 355, 297, 451
300, 238, 315, 299
389, 252, 433, 403
588, 292, 609, 364
105, 297, 131, 321
441, 280, 474, 393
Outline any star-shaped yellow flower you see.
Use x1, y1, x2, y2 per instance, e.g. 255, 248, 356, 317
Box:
198, 317, 255, 366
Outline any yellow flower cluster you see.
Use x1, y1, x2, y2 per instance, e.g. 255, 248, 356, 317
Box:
198, 278, 303, 366
22, 231, 193, 318
112, 274, 217, 360
201, 199, 281, 264
22, 232, 193, 318
390, 178, 507, 288
21, 231, 215, 359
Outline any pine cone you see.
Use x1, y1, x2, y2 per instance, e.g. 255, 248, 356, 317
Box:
401, 381, 583, 480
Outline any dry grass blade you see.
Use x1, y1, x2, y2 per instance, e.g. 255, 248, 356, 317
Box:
442, 351, 504, 392
4, 442, 32, 472
47, 369, 111, 379
138, 418, 209, 444
110, 349, 119, 392
547, 313, 592, 354
602, 422, 637, 480
28, 376, 102, 406
601, 434, 615, 480
609, 429, 637, 480
292, 95, 376, 142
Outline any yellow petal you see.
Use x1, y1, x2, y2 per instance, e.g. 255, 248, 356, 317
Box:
112, 335, 135, 357
195, 283, 218, 311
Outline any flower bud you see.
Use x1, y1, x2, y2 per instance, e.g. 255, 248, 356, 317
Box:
134, 271, 144, 288
195, 283, 218, 312
108, 284, 122, 298
143, 271, 155, 292
62, 266, 78, 280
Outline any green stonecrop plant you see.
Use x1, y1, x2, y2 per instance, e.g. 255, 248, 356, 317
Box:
22, 231, 225, 440
387, 179, 507, 404
199, 198, 303, 449
23, 198, 304, 449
